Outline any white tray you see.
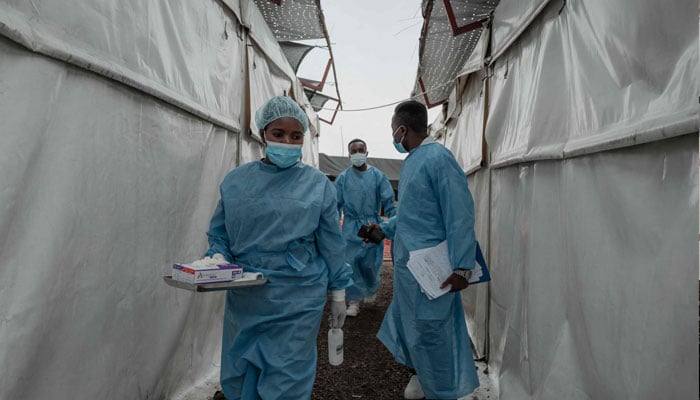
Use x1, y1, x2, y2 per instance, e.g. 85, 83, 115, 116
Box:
163, 275, 267, 292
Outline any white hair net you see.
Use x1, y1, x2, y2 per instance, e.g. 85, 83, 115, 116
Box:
255, 96, 309, 133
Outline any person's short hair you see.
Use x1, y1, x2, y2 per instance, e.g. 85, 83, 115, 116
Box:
347, 138, 367, 150
394, 100, 427, 133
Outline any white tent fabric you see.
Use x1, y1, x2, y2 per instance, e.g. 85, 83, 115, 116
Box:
0, 0, 245, 132
486, 0, 698, 168
490, 0, 551, 62
0, 0, 322, 398
461, 171, 491, 360
299, 105, 321, 167
0, 34, 237, 399
440, 70, 487, 175
238, 130, 266, 168
433, 0, 699, 398
221, 0, 242, 22
457, 25, 491, 78
241, 0, 297, 82
488, 135, 697, 399
247, 42, 294, 138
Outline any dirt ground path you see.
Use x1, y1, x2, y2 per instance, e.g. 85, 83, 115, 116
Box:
312, 262, 412, 399
312, 262, 494, 400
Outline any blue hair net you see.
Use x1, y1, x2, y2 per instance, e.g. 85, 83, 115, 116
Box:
255, 96, 309, 133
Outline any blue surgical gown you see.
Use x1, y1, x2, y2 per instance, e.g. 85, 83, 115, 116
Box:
335, 165, 396, 300
205, 160, 352, 400
377, 140, 479, 399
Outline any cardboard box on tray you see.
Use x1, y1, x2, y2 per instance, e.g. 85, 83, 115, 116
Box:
172, 263, 243, 284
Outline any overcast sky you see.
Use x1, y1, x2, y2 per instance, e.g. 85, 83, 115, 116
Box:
297, 1, 440, 160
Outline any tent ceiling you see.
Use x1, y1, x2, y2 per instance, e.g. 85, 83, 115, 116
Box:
413, 0, 499, 107
252, 0, 324, 40
279, 41, 316, 73
304, 88, 335, 112
252, 0, 343, 122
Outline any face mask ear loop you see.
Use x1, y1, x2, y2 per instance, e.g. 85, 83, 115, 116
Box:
397, 127, 408, 149
394, 126, 406, 145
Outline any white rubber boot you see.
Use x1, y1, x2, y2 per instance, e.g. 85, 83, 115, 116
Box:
364, 293, 377, 304
403, 374, 425, 399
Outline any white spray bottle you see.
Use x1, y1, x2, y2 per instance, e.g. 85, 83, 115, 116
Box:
328, 327, 344, 366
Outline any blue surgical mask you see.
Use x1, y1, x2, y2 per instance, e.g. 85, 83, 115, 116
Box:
265, 140, 302, 168
350, 153, 367, 167
392, 126, 407, 154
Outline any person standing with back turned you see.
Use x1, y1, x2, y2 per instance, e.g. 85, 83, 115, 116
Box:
335, 138, 397, 317
372, 100, 479, 399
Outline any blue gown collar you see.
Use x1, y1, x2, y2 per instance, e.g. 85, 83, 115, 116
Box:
258, 159, 300, 171
407, 136, 437, 155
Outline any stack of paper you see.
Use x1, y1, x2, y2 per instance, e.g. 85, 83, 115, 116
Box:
406, 241, 490, 300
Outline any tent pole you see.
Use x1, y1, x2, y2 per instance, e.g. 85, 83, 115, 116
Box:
314, 0, 343, 110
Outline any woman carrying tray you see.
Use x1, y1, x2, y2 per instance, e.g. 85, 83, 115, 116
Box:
203, 96, 352, 399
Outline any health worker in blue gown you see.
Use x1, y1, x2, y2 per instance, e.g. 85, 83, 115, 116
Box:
372, 100, 479, 400
335, 139, 396, 317
204, 96, 352, 400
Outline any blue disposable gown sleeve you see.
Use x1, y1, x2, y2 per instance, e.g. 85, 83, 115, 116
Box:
204, 196, 235, 262
434, 157, 476, 270
334, 173, 345, 217
379, 173, 397, 218
317, 181, 353, 291
379, 215, 397, 240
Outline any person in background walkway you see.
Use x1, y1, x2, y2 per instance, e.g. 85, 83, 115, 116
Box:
371, 100, 479, 400
204, 96, 352, 400
335, 139, 396, 317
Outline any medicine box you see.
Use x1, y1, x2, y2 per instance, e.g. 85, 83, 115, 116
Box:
172, 263, 243, 284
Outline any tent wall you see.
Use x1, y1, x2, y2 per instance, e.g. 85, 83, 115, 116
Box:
0, 35, 237, 399
294, 79, 322, 168
0, 0, 245, 132
486, 0, 698, 168
0, 0, 319, 399
440, 70, 487, 175
462, 170, 491, 360
488, 135, 697, 399
247, 41, 293, 138
490, 0, 551, 63
437, 0, 698, 398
